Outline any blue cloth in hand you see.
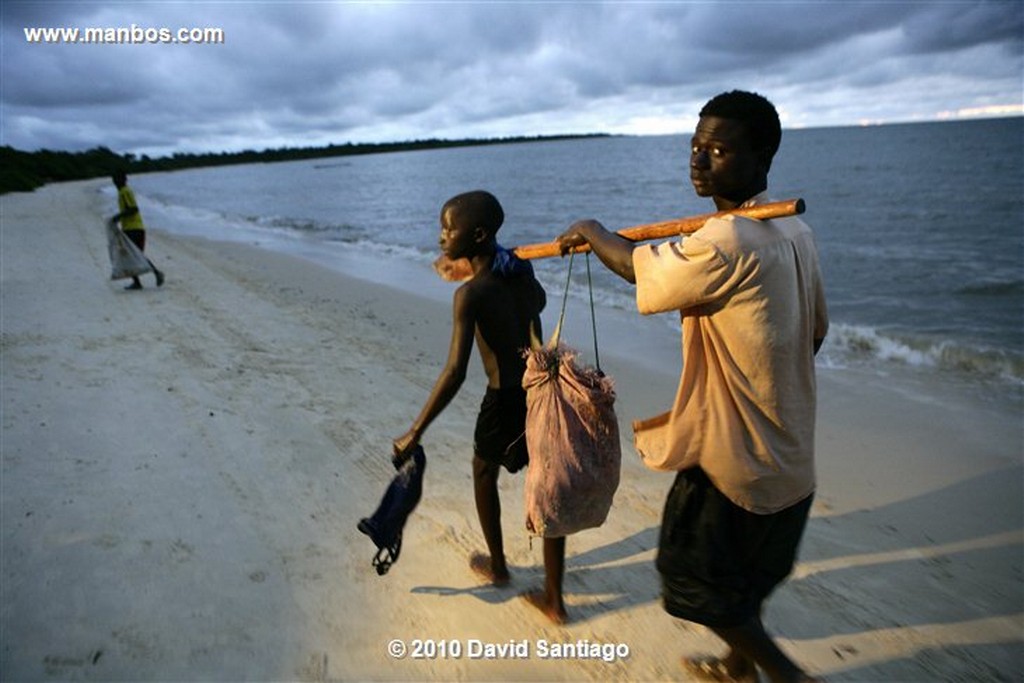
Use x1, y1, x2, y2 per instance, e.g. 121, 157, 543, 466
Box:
358, 445, 427, 576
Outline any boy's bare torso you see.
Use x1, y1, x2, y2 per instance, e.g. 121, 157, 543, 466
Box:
463, 269, 544, 390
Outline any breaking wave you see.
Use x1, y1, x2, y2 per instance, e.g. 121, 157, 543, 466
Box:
821, 323, 1023, 384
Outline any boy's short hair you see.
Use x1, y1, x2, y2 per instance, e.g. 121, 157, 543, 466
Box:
700, 91, 782, 167
442, 190, 504, 237
112, 169, 128, 184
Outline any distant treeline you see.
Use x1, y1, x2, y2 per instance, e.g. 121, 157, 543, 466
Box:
0, 133, 610, 195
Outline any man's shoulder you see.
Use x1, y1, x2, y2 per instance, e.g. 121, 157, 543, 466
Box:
699, 207, 811, 244
689, 215, 744, 253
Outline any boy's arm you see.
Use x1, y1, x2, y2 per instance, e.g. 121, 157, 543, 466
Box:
110, 190, 140, 225
110, 206, 139, 225
393, 285, 478, 456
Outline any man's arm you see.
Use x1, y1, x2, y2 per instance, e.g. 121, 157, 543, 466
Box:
393, 284, 478, 456
556, 219, 637, 283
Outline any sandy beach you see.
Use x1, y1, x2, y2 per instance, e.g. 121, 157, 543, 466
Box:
2, 179, 1021, 682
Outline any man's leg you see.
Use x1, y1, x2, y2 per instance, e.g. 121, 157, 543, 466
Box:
471, 455, 509, 585
709, 615, 819, 683
667, 470, 817, 683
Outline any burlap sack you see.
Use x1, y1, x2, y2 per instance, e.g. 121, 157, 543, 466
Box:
522, 344, 620, 538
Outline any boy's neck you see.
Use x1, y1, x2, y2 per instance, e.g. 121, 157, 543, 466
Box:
467, 241, 497, 277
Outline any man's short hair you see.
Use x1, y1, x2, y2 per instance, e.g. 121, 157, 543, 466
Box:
700, 91, 782, 165
442, 190, 504, 236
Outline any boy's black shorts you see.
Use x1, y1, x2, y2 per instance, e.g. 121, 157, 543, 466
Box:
124, 228, 146, 251
473, 386, 529, 473
657, 467, 812, 628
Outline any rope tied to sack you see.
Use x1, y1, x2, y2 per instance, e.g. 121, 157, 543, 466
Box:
551, 251, 602, 376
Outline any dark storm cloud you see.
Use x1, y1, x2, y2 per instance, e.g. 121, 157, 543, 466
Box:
901, 1, 1023, 53
1, 1, 1020, 155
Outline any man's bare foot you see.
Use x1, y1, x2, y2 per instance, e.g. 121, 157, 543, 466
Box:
469, 552, 510, 587
683, 655, 760, 682
520, 590, 568, 625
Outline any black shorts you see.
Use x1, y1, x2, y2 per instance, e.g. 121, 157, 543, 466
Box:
657, 467, 812, 628
124, 229, 146, 251
473, 386, 529, 473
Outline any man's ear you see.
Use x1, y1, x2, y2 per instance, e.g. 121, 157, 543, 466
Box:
473, 226, 488, 243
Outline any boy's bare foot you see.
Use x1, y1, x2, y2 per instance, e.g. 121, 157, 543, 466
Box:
469, 552, 510, 587
683, 655, 760, 682
520, 590, 568, 625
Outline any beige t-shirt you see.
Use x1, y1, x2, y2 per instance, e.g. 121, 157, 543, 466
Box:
632, 194, 828, 513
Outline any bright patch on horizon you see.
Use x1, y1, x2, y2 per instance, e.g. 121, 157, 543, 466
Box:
937, 104, 1024, 120
856, 103, 1022, 127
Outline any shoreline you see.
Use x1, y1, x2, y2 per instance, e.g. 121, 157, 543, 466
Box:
2, 180, 1021, 681
127, 169, 1024, 395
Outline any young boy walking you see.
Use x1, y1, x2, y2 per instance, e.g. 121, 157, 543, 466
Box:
394, 190, 569, 623
110, 170, 164, 290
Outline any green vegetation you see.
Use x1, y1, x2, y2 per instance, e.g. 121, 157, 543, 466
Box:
0, 133, 610, 195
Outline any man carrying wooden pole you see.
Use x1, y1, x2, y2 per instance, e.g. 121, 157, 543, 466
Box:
556, 90, 829, 683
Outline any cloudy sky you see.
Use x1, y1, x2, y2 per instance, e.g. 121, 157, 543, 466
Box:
2, 1, 1021, 157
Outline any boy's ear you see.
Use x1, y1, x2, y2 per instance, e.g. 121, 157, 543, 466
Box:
473, 226, 488, 243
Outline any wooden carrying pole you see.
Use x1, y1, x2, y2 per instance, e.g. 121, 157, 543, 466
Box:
511, 198, 805, 261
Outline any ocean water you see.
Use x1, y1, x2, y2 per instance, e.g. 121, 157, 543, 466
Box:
119, 118, 1023, 395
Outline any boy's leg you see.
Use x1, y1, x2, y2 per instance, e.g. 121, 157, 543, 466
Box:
544, 536, 566, 610
147, 259, 164, 286
522, 536, 567, 624
471, 455, 509, 585
124, 231, 150, 289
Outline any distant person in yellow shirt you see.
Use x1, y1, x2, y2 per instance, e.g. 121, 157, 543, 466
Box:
110, 170, 164, 290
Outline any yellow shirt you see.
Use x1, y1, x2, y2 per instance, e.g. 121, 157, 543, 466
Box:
117, 185, 145, 231
632, 193, 829, 513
